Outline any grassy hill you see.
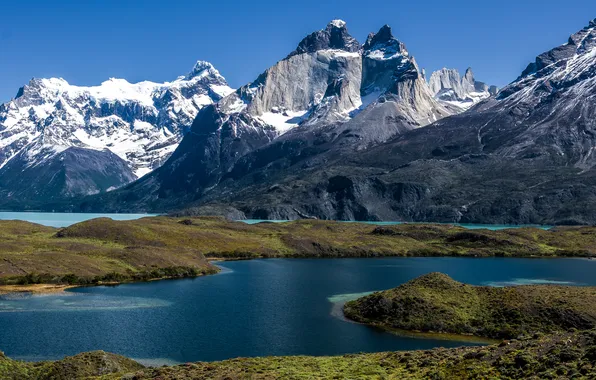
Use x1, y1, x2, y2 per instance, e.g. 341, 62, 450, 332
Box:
2, 216, 596, 286
344, 273, 596, 339
0, 350, 143, 379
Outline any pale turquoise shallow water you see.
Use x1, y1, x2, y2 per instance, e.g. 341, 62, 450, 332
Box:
242, 219, 553, 230
0, 213, 554, 229
0, 212, 156, 228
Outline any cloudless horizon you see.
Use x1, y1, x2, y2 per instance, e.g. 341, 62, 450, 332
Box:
1, 0, 595, 103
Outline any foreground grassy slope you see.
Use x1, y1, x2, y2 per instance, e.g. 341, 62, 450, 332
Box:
2, 216, 596, 285
344, 273, 596, 339
2, 330, 596, 379
0, 350, 143, 379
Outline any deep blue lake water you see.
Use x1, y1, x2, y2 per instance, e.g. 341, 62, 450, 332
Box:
1, 257, 595, 365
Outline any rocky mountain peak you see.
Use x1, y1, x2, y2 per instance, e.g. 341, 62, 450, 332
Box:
464, 67, 475, 82
186, 60, 221, 80
289, 20, 361, 57
518, 18, 596, 79
364, 25, 393, 47
362, 25, 409, 67
328, 19, 347, 29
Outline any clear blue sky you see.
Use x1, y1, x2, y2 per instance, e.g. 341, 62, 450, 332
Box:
1, 0, 595, 103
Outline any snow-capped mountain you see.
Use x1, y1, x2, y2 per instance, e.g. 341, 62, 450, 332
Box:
428, 67, 498, 112
219, 22, 450, 140
0, 61, 233, 179
0, 61, 233, 203
81, 21, 456, 211
80, 17, 596, 226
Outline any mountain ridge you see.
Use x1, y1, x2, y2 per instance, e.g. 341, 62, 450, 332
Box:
149, 17, 596, 224
11, 18, 596, 225
0, 60, 233, 202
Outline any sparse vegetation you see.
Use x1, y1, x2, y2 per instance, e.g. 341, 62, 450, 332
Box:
2, 330, 596, 379
3, 239, 596, 378
344, 273, 596, 339
0, 350, 144, 379
2, 217, 596, 288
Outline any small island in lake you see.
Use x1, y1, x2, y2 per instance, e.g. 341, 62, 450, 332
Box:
344, 272, 596, 339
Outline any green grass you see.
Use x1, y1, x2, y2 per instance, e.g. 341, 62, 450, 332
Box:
0, 351, 143, 380
3, 330, 596, 379
344, 273, 596, 339
2, 217, 596, 286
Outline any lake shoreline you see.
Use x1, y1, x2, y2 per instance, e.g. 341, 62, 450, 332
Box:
2, 216, 596, 294
1, 255, 593, 295
0, 284, 77, 295
3, 260, 596, 378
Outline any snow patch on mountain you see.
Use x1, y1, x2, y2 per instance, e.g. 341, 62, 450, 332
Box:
0, 61, 232, 178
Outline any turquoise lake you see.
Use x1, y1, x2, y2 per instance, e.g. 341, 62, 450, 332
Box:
1, 257, 595, 365
0, 212, 552, 230
0, 212, 155, 228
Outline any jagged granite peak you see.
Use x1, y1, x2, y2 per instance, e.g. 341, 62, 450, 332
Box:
364, 25, 398, 49
289, 19, 361, 57
184, 19, 596, 224
66, 17, 596, 226
429, 68, 464, 97
76, 21, 456, 212
428, 67, 497, 112
362, 24, 408, 61
462, 67, 476, 93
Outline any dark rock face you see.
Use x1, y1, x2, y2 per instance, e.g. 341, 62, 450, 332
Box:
0, 146, 135, 205
71, 19, 596, 225
290, 20, 361, 57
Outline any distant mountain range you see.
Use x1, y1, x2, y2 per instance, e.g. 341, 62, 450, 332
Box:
4, 18, 596, 225
0, 61, 232, 201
